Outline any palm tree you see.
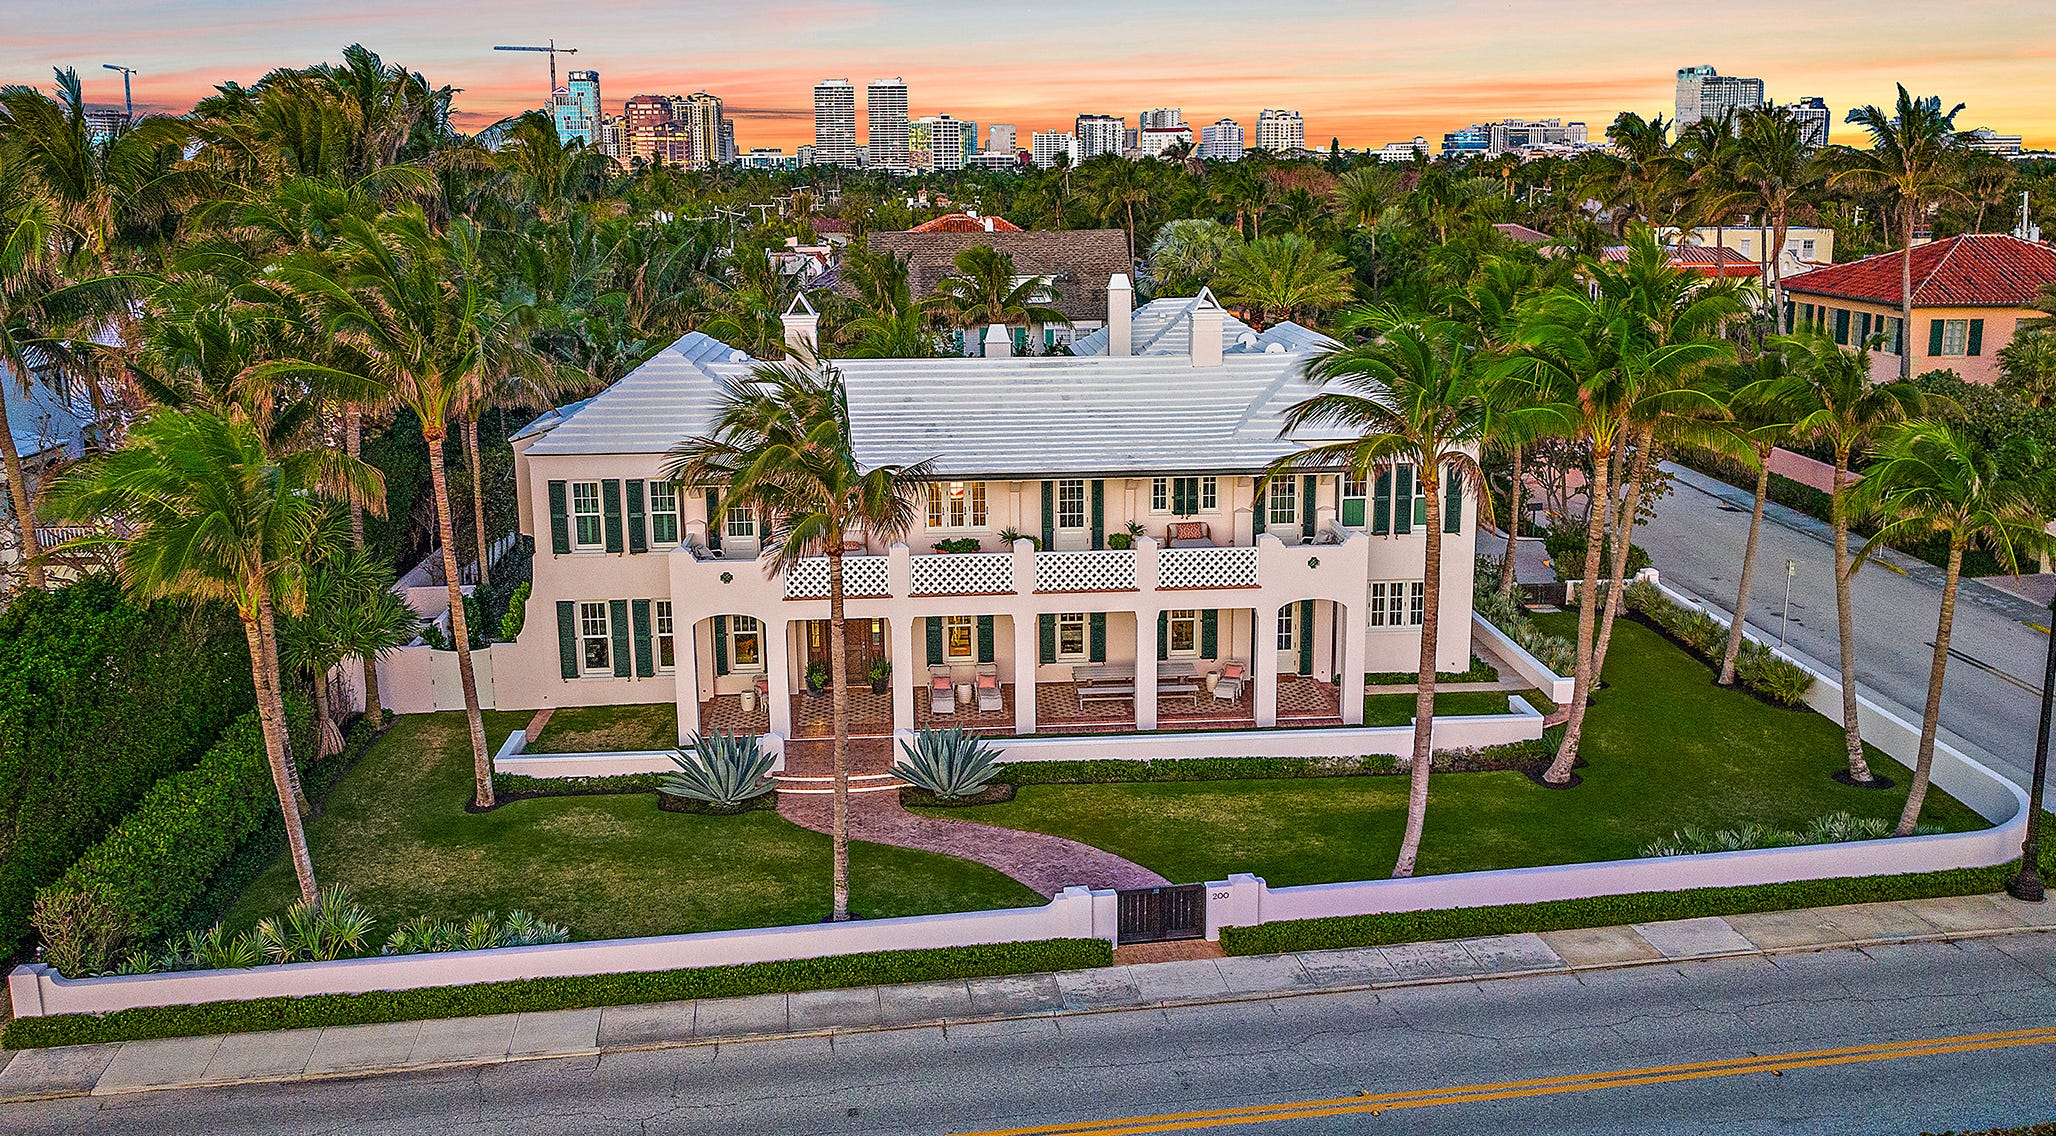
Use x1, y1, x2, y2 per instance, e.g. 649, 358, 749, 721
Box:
1212, 234, 1355, 328
1727, 106, 1820, 332
1588, 112, 1680, 233
1146, 219, 1240, 296
278, 546, 419, 756
927, 244, 1068, 343
1854, 422, 2052, 832
1833, 87, 1968, 380
1775, 328, 1925, 785
1079, 155, 1152, 262
1997, 329, 2056, 409
46, 408, 382, 905
1712, 354, 1803, 685
1441, 256, 1554, 596
666, 358, 930, 920
0, 153, 83, 590
1269, 313, 1504, 878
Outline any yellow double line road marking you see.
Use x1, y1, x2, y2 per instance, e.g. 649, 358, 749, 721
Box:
958, 1025, 2056, 1135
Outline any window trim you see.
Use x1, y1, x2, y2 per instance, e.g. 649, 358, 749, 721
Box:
648, 481, 681, 547
1939, 318, 1970, 357
725, 506, 758, 541
1055, 478, 1088, 530
728, 613, 764, 672
1166, 608, 1200, 657
570, 481, 605, 551
1266, 479, 1298, 527
943, 614, 976, 661
577, 600, 612, 675
1276, 610, 1296, 652
927, 481, 990, 530
654, 600, 678, 672
1367, 580, 1426, 629
1151, 475, 1218, 516
1055, 612, 1089, 662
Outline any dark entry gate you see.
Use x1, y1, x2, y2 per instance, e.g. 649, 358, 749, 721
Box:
1116, 884, 1206, 944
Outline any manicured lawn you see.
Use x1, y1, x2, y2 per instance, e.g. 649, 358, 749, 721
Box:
525, 702, 679, 754
225, 712, 1040, 939
930, 616, 1986, 887
1362, 689, 1539, 727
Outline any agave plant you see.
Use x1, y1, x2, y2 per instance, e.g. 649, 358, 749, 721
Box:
662, 730, 775, 807
254, 885, 375, 963
499, 910, 572, 947
894, 728, 1001, 800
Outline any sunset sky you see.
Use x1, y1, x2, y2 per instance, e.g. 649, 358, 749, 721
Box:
7, 0, 2053, 151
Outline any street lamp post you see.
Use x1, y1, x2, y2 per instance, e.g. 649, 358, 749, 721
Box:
2006, 592, 2055, 902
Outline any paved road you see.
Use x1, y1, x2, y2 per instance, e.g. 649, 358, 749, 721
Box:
1637, 464, 2053, 796
8, 932, 2054, 1135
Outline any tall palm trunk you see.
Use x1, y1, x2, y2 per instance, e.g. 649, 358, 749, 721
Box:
1589, 427, 1655, 679
465, 413, 491, 588
826, 546, 852, 921
0, 394, 46, 590
1830, 445, 1878, 782
1718, 446, 1774, 684
426, 426, 494, 808
240, 608, 318, 907
256, 594, 313, 815
1498, 441, 1524, 598
1392, 466, 1444, 878
1544, 440, 1612, 783
1897, 207, 1915, 381
346, 407, 382, 722
1770, 211, 1791, 334
1898, 539, 1962, 834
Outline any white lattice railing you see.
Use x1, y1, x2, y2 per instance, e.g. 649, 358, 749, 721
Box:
910, 552, 1015, 596
1157, 545, 1261, 589
782, 555, 891, 599
1033, 549, 1137, 592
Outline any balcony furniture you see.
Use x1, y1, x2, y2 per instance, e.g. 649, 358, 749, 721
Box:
929, 668, 956, 715
976, 665, 1003, 712
1310, 526, 1343, 546
1166, 521, 1213, 548
1214, 660, 1247, 702
686, 537, 718, 561
957, 681, 973, 706
738, 688, 757, 713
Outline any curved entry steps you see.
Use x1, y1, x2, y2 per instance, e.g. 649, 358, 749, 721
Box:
776, 739, 1169, 896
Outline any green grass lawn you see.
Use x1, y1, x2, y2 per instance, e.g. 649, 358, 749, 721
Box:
927, 616, 1986, 887
525, 702, 680, 754
1362, 689, 1539, 727
225, 712, 1040, 939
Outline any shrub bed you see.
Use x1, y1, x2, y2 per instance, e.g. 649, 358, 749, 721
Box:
1472, 558, 1577, 674
996, 741, 1552, 787
656, 790, 780, 815
1618, 579, 1814, 707
2, 937, 1114, 1049
900, 783, 1017, 808
491, 770, 667, 799
1365, 656, 1499, 685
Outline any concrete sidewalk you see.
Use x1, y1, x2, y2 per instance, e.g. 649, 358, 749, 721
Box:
1, 892, 2050, 1105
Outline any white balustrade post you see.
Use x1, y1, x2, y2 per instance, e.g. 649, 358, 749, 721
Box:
1254, 603, 1280, 727
890, 611, 916, 736
1339, 598, 1367, 726
1013, 611, 1038, 735
765, 616, 794, 740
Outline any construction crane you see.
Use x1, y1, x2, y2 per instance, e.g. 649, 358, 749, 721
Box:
101, 64, 136, 119
493, 41, 577, 94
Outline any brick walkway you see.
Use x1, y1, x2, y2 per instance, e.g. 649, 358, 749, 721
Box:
775, 740, 1168, 895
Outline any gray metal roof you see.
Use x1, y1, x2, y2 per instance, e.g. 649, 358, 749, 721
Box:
520, 316, 1354, 475
3, 363, 87, 461
1069, 297, 1334, 358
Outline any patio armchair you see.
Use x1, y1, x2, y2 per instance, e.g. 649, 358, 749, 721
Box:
1213, 660, 1247, 702
1166, 521, 1213, 548
975, 664, 1003, 712
929, 666, 956, 715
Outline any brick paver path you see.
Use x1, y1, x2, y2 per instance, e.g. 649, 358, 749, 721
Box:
776, 740, 1168, 895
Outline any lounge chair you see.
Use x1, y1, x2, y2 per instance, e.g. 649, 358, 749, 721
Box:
1213, 660, 1247, 701
929, 667, 956, 715
1166, 521, 1213, 548
975, 665, 1002, 712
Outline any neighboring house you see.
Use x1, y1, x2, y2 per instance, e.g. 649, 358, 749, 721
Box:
1783, 234, 2056, 385
1, 363, 92, 586
1599, 243, 1762, 279
490, 277, 1480, 747
1661, 225, 1836, 276
854, 222, 1130, 353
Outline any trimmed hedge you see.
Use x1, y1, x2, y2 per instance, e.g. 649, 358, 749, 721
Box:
996, 740, 1553, 787
1620, 579, 1814, 707
1218, 844, 2054, 956
1365, 656, 1500, 686
1, 937, 1113, 1049
492, 770, 667, 798
0, 577, 253, 957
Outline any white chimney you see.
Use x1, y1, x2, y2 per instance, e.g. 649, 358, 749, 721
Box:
983, 216, 995, 233
781, 293, 819, 356
1190, 290, 1223, 367
1107, 274, 1132, 356
983, 323, 1012, 358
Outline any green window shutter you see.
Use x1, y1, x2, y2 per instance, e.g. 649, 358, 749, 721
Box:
704, 490, 722, 552
1200, 609, 1218, 658
1039, 614, 1057, 664
713, 615, 729, 676
548, 481, 571, 554
1967, 318, 1984, 356
1928, 319, 1945, 356
1172, 477, 1196, 517
1089, 480, 1105, 549
556, 601, 578, 678
1297, 600, 1315, 675
1393, 465, 1414, 534
1341, 486, 1365, 528
632, 599, 654, 677
601, 479, 624, 553
1371, 469, 1392, 535
926, 617, 945, 666
1301, 476, 1317, 539
1012, 326, 1027, 353
1832, 308, 1849, 345
1045, 327, 1056, 347
1088, 613, 1106, 662
626, 480, 648, 553
608, 599, 631, 677
1157, 611, 1169, 661
1444, 473, 1461, 534
1040, 481, 1055, 548
1857, 311, 1871, 343
977, 615, 995, 663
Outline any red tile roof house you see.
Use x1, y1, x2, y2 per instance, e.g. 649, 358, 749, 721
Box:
1782, 234, 2056, 385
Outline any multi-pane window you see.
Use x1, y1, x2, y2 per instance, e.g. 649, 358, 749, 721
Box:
1368, 581, 1426, 628
725, 507, 757, 541
729, 614, 762, 670
648, 481, 680, 546
1341, 473, 1368, 527
945, 615, 976, 660
654, 600, 677, 670
1056, 612, 1088, 661
571, 482, 604, 549
1939, 319, 1970, 356
578, 601, 611, 673
1267, 479, 1297, 527
1276, 611, 1296, 652
1166, 608, 1199, 656
1151, 476, 1218, 515
1056, 479, 1087, 529
927, 481, 988, 529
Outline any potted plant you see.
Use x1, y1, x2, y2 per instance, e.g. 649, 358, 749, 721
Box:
806, 659, 830, 693
997, 526, 1042, 550
931, 537, 981, 554
1105, 520, 1146, 550
867, 656, 891, 693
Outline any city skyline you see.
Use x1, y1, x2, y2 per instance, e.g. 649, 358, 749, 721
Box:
6, 0, 2054, 150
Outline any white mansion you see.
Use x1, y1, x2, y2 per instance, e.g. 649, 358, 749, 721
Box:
488, 277, 1479, 745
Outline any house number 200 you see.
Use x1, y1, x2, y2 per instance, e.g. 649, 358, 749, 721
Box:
1210, 891, 1232, 900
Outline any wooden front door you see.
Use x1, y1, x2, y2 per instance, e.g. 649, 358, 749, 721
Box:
804, 618, 886, 684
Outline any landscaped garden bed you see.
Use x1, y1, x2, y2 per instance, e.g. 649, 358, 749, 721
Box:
522, 702, 679, 754
1362, 689, 1543, 726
